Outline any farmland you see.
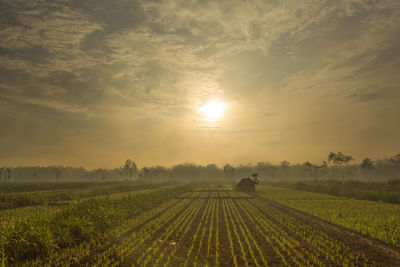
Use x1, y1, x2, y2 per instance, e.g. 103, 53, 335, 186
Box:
257, 185, 400, 249
0, 182, 170, 210
1, 183, 400, 266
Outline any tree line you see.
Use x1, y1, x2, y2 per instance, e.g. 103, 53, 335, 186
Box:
1, 152, 399, 183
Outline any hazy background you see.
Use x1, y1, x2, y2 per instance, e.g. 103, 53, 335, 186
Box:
1, 0, 399, 169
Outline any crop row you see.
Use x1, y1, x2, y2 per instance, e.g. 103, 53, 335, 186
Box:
80, 189, 375, 266
91, 197, 205, 266
257, 185, 400, 248
1, 185, 191, 266
232, 196, 371, 266
0, 183, 166, 210
15, 186, 387, 266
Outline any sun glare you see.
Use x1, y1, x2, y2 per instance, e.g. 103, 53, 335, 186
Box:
199, 101, 226, 121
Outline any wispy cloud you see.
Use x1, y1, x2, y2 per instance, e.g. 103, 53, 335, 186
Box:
0, 0, 399, 167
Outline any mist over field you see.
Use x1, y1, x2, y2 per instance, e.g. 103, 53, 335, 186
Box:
1, 152, 400, 184
1, 0, 400, 266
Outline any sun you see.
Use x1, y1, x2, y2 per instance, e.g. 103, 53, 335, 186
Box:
198, 101, 226, 121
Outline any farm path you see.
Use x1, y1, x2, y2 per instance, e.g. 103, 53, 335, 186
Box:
94, 186, 400, 266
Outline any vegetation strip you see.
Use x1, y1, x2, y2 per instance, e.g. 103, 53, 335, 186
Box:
0, 183, 166, 210
253, 192, 400, 265
86, 197, 193, 265
258, 185, 400, 248
3, 185, 400, 266
0, 185, 191, 266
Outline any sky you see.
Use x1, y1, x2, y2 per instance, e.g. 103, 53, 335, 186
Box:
0, 0, 399, 169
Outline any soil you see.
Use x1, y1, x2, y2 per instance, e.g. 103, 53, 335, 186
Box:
106, 189, 400, 266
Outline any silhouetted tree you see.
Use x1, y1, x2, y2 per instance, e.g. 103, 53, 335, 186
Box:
53, 168, 61, 182
328, 152, 353, 179
303, 161, 316, 178
256, 161, 276, 179
4, 168, 12, 183
361, 158, 375, 170
223, 163, 235, 183
280, 160, 290, 178
141, 167, 150, 179
303, 161, 313, 168
123, 159, 138, 180
280, 160, 290, 168
303, 161, 327, 179
251, 172, 259, 184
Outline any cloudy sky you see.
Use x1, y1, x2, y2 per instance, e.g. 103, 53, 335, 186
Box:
1, 0, 399, 169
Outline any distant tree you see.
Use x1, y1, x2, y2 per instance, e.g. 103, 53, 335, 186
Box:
389, 153, 400, 177
206, 164, 219, 175
303, 161, 327, 179
141, 167, 150, 179
328, 152, 353, 179
303, 161, 313, 168
53, 168, 61, 182
280, 160, 290, 178
389, 153, 400, 172
280, 160, 290, 168
123, 159, 138, 180
223, 163, 235, 182
4, 168, 11, 183
150, 166, 166, 180
256, 161, 276, 178
303, 161, 315, 178
389, 153, 400, 164
251, 172, 259, 184
317, 161, 328, 177
360, 158, 375, 171
171, 163, 199, 180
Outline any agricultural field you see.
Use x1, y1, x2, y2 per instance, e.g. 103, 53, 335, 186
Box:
257, 185, 400, 248
1, 184, 400, 266
0, 182, 170, 210
0, 183, 190, 266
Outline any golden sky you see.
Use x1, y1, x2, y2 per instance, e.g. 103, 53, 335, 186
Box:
0, 0, 399, 169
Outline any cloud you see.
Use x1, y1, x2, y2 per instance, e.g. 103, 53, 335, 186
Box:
0, 92, 89, 114
347, 91, 388, 103
0, 0, 399, 167
280, 5, 400, 101
0, 2, 103, 52
71, 0, 146, 32
346, 87, 398, 103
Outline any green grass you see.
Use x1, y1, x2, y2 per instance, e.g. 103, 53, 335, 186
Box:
0, 182, 168, 210
265, 179, 400, 204
257, 185, 400, 248
0, 181, 122, 193
0, 184, 191, 265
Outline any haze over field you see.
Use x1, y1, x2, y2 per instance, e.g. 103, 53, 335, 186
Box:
1, 0, 399, 168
